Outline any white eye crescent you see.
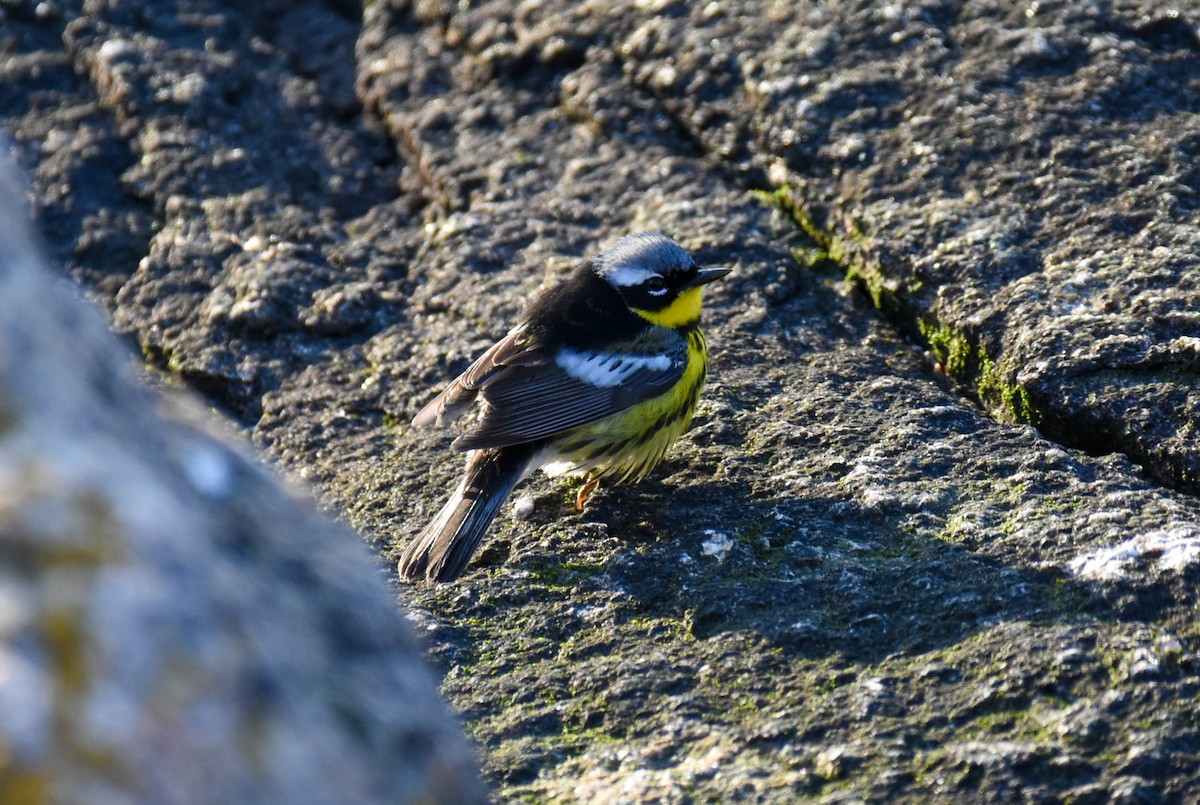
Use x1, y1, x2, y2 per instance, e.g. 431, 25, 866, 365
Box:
645, 276, 668, 296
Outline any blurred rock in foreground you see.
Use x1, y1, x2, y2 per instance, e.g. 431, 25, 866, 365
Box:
0, 153, 484, 804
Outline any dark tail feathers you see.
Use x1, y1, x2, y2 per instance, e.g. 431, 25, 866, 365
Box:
398, 445, 538, 583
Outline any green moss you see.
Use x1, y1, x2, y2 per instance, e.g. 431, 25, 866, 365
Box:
141, 339, 168, 370
959, 707, 1057, 743
913, 318, 1044, 427
918, 319, 974, 378
754, 183, 1052, 433
939, 511, 975, 545
977, 349, 1041, 427
844, 264, 889, 310
793, 244, 834, 271
753, 186, 838, 258
750, 185, 800, 220
791, 203, 835, 252
527, 560, 603, 590
753, 185, 902, 316
140, 338, 192, 376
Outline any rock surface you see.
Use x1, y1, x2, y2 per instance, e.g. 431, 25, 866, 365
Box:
0, 154, 484, 801
4, 0, 1200, 801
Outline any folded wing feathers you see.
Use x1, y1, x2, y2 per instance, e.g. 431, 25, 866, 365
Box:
453, 345, 685, 450
412, 328, 534, 428
416, 326, 687, 450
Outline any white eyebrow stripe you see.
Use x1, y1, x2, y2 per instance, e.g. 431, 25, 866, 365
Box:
556, 349, 675, 387
603, 265, 659, 287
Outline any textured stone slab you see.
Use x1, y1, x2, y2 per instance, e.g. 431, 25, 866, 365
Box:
3, 0, 1200, 801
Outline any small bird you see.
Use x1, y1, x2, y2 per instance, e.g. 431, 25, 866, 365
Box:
399, 232, 729, 583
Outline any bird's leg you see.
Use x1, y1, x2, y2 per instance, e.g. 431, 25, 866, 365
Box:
575, 476, 600, 511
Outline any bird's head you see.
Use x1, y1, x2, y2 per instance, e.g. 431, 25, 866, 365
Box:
594, 233, 730, 328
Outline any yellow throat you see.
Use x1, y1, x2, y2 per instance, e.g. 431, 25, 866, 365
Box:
633, 286, 703, 329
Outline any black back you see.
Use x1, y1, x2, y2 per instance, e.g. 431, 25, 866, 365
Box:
520, 262, 648, 349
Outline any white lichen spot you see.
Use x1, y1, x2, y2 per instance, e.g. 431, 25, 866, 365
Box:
1125, 646, 1160, 680
1171, 335, 1200, 355
858, 486, 898, 509
768, 160, 790, 186
97, 38, 136, 63
1041, 447, 1072, 467
653, 63, 678, 88
573, 605, 606, 623
700, 529, 734, 562
512, 495, 536, 519
157, 72, 207, 104
1068, 524, 1200, 581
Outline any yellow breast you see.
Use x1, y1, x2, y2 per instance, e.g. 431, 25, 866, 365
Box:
547, 329, 709, 483
633, 287, 704, 329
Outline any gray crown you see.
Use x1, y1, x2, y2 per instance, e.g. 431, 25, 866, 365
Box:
595, 232, 693, 278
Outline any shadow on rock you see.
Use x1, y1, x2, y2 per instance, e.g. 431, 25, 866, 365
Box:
589, 481, 1097, 664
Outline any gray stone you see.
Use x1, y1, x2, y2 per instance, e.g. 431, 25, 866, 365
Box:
0, 155, 483, 803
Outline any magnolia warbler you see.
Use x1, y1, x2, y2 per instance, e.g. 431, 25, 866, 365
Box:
400, 232, 729, 583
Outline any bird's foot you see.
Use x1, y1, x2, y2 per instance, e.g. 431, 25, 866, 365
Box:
575, 477, 600, 511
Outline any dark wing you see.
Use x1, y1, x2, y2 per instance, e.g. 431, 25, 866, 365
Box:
451, 331, 689, 451
412, 327, 539, 428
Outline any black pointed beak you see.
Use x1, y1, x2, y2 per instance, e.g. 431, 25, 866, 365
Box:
686, 267, 732, 289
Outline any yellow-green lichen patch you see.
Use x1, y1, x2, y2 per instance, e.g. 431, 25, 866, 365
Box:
751, 186, 837, 258
0, 768, 49, 805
